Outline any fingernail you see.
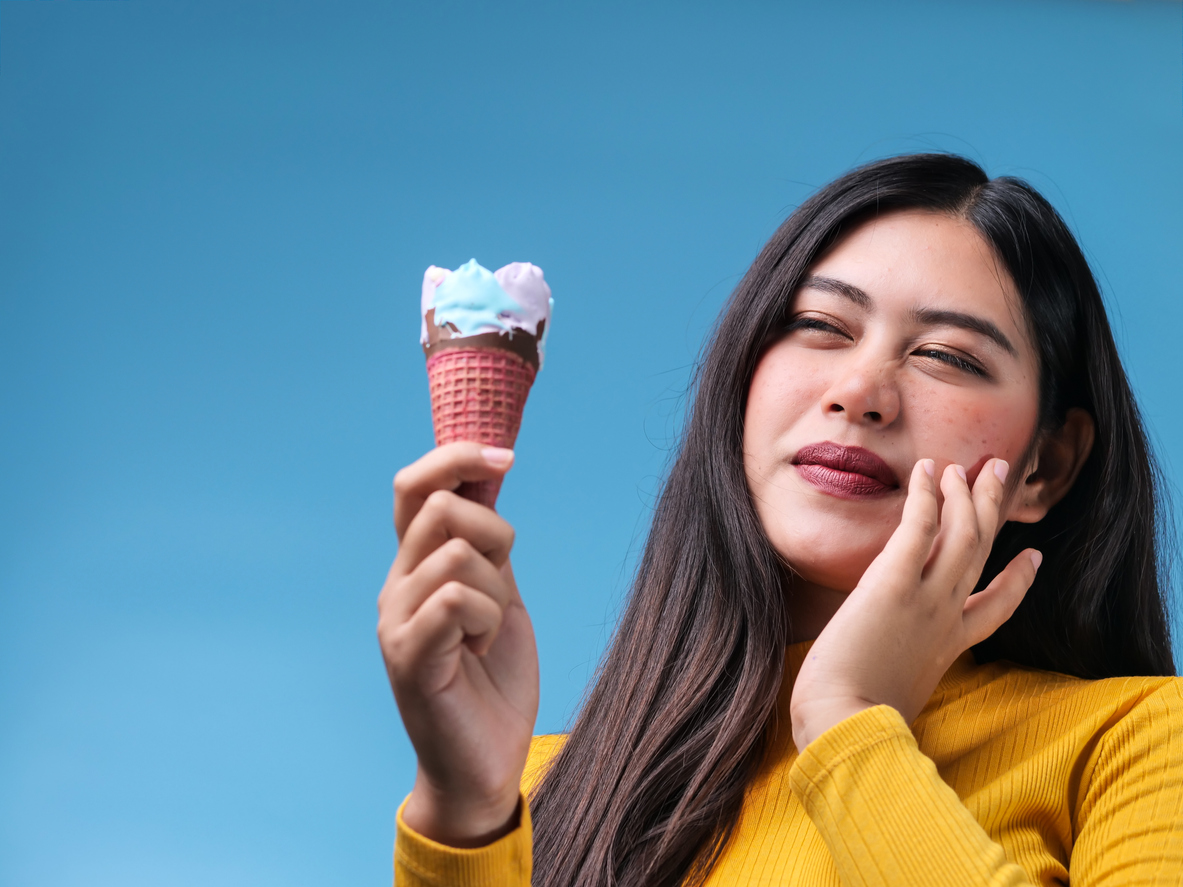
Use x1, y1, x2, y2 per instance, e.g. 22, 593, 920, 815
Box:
955, 465, 967, 482
994, 460, 1010, 483
922, 459, 935, 477
482, 447, 514, 467
1029, 550, 1043, 570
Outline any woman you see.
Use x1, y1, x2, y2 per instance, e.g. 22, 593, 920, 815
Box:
379, 154, 1182, 886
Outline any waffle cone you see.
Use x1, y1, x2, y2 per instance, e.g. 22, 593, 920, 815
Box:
426, 347, 537, 508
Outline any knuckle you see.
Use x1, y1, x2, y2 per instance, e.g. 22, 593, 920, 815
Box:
499, 520, 516, 550
376, 620, 408, 661
434, 581, 469, 616
423, 489, 454, 518
916, 515, 939, 537
376, 618, 395, 648
955, 525, 980, 550
393, 467, 415, 498
440, 536, 475, 567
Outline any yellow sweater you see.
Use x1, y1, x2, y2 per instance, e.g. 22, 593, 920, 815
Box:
394, 642, 1183, 885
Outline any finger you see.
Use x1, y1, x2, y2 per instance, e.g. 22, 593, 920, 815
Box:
962, 549, 1041, 645
950, 458, 1011, 593
499, 558, 524, 607
387, 536, 512, 624
924, 463, 980, 593
927, 457, 1009, 594
875, 459, 940, 581
394, 443, 515, 538
402, 582, 505, 665
394, 489, 515, 577
970, 458, 1009, 549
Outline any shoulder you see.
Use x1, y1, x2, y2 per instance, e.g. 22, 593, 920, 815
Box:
928, 658, 1183, 760
972, 658, 1182, 716
1087, 675, 1183, 749
983, 663, 1183, 773
1074, 676, 1183, 826
522, 733, 568, 796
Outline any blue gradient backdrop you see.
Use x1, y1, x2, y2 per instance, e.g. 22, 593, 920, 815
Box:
2, 2, 1180, 884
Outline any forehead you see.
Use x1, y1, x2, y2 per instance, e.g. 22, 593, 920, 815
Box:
807, 209, 1030, 341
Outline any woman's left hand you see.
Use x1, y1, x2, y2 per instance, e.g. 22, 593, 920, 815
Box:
790, 458, 1042, 751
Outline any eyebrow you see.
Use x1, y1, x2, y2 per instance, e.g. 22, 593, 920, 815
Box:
799, 274, 1018, 356
802, 274, 872, 309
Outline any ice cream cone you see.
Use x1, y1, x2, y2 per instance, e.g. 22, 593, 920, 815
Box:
419, 259, 552, 509
426, 346, 537, 508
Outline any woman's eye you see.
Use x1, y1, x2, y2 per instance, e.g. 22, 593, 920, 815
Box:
915, 348, 986, 377
787, 317, 848, 337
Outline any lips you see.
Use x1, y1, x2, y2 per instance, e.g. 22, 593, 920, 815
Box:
792, 442, 900, 500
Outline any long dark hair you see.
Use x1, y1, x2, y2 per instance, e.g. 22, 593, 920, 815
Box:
530, 153, 1175, 887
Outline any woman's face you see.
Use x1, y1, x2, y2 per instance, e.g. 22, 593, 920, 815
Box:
744, 209, 1042, 594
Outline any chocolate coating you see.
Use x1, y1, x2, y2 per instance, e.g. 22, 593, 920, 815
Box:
422, 308, 544, 369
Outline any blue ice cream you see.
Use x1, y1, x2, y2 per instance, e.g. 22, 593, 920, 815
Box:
420, 259, 553, 366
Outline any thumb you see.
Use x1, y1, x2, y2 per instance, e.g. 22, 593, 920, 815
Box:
962, 550, 1042, 645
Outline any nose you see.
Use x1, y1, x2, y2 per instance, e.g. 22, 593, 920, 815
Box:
822, 357, 901, 426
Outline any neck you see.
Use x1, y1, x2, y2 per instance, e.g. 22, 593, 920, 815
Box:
785, 578, 850, 644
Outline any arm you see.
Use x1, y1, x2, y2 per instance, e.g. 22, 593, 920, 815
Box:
1071, 681, 1183, 886
393, 735, 565, 886
378, 444, 540, 884
790, 705, 1036, 887
790, 682, 1183, 887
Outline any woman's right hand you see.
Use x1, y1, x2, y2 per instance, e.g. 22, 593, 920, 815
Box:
378, 443, 540, 847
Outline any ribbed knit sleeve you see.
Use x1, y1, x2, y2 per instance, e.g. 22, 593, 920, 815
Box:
789, 704, 1036, 887
392, 736, 562, 886
1071, 681, 1183, 885
393, 795, 532, 887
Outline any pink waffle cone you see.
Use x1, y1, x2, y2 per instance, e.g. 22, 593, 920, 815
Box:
426, 347, 537, 508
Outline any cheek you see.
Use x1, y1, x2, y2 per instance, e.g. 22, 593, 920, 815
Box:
909, 388, 1038, 471
744, 345, 831, 443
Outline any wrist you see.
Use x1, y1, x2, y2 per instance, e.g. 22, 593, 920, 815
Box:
402, 770, 521, 848
791, 697, 877, 751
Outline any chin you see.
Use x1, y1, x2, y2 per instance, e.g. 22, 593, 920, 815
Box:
756, 489, 901, 591
773, 534, 884, 593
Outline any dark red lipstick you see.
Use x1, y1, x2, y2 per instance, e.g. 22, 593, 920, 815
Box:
792, 442, 900, 500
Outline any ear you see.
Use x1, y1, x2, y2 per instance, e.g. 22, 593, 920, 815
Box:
1006, 407, 1095, 524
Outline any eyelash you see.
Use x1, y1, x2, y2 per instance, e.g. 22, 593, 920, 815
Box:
786, 317, 988, 377
915, 349, 987, 377
788, 317, 845, 335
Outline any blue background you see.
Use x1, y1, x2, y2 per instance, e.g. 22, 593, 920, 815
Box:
2, 2, 1180, 883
